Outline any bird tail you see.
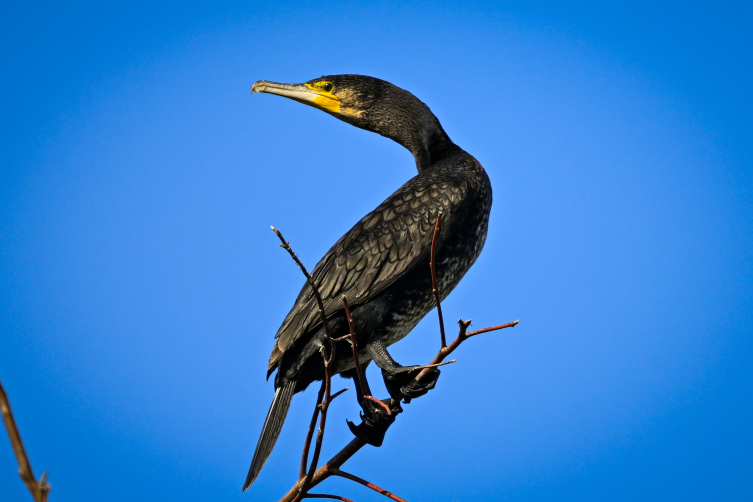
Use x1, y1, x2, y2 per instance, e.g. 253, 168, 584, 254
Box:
243, 379, 296, 491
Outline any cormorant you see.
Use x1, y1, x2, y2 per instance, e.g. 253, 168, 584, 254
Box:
244, 75, 492, 491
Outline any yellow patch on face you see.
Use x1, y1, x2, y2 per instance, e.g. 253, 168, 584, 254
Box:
304, 81, 340, 114
341, 107, 364, 117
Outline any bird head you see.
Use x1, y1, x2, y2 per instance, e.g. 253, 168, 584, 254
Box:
251, 74, 455, 171
250, 75, 382, 126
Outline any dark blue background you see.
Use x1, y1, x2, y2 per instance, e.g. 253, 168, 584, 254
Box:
2, 2, 751, 500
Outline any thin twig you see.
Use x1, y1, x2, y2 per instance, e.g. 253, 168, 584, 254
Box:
409, 360, 456, 372
329, 388, 349, 402
341, 296, 370, 397
300, 383, 326, 479
429, 214, 447, 349
341, 295, 392, 415
293, 348, 333, 502
307, 350, 332, 479
273, 226, 340, 501
466, 321, 520, 337
272, 226, 334, 350
304, 494, 355, 502
333, 469, 409, 502
0, 378, 50, 502
414, 319, 519, 384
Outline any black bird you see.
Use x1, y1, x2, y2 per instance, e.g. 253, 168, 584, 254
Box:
244, 75, 492, 491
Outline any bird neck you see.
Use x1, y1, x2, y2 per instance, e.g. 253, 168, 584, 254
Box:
406, 122, 460, 173
367, 95, 459, 173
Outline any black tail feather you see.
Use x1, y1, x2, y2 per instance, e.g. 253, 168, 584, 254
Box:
242, 380, 296, 491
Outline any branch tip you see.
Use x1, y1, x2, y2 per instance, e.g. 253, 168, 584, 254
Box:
329, 388, 349, 402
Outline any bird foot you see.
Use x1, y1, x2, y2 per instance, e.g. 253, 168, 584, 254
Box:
382, 366, 441, 403
347, 398, 402, 447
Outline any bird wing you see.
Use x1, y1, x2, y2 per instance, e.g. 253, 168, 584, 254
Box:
271, 171, 474, 363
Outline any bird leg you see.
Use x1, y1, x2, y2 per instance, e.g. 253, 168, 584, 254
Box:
347, 337, 441, 446
340, 361, 389, 415
340, 297, 398, 447
367, 337, 441, 404
342, 355, 400, 448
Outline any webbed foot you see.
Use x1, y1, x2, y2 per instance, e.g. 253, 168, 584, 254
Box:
366, 336, 442, 403
382, 366, 441, 403
347, 399, 402, 447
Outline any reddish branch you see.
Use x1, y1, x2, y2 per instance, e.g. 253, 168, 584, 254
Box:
430, 214, 447, 349
272, 226, 334, 357
0, 378, 50, 502
342, 295, 391, 415
413, 319, 520, 385
272, 227, 343, 502
333, 469, 409, 502
341, 296, 369, 398
299, 384, 326, 479
292, 347, 333, 502
279, 438, 366, 502
304, 495, 355, 501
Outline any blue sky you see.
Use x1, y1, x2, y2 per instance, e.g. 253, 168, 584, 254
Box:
1, 1, 751, 501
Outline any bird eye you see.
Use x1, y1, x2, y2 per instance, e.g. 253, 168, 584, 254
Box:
322, 82, 333, 92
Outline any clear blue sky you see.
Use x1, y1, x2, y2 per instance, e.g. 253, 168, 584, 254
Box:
1, 1, 751, 501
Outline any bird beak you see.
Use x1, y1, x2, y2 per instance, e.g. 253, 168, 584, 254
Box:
251, 80, 341, 114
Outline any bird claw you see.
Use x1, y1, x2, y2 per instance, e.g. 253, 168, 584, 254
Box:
382, 366, 441, 403
347, 399, 402, 447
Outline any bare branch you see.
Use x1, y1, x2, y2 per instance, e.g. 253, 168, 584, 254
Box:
414, 319, 519, 384
304, 494, 355, 502
272, 226, 343, 502
0, 378, 50, 502
329, 388, 349, 402
279, 438, 367, 502
342, 295, 392, 416
333, 469, 409, 502
466, 321, 520, 337
271, 226, 334, 349
293, 348, 333, 502
429, 214, 447, 349
341, 296, 369, 397
300, 383, 326, 479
